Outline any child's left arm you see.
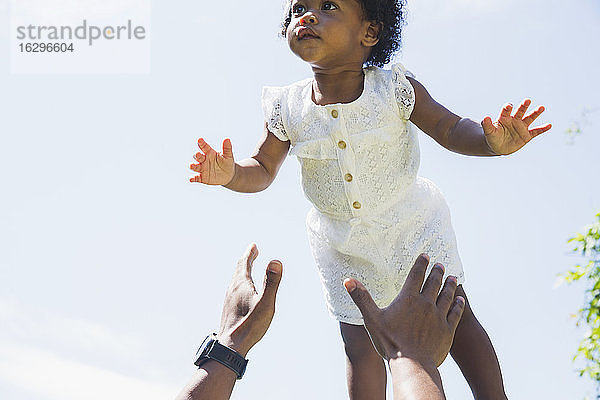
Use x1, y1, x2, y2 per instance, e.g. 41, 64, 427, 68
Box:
407, 77, 552, 156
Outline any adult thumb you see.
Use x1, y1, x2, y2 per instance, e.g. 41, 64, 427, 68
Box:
344, 278, 380, 320
261, 260, 283, 305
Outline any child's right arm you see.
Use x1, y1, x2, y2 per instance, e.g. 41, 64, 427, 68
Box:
189, 124, 290, 193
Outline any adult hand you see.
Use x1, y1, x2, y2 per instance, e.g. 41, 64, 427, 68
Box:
344, 254, 465, 367
176, 244, 282, 400
217, 243, 283, 357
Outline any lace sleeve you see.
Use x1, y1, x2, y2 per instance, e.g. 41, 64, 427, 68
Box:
261, 86, 289, 142
391, 63, 416, 120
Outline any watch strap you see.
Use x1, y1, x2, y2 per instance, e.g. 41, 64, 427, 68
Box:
195, 335, 248, 379
208, 341, 248, 379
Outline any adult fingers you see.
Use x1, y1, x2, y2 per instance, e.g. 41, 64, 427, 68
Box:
513, 98, 531, 120
344, 278, 381, 322
197, 138, 215, 155
421, 263, 445, 301
447, 296, 466, 330
259, 260, 283, 306
436, 275, 458, 315
401, 254, 430, 295
222, 138, 234, 160
236, 243, 259, 278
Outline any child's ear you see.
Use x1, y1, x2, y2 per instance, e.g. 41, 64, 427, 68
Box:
362, 21, 381, 47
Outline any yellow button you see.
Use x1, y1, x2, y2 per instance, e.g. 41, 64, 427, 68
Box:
344, 173, 353, 182
331, 109, 338, 118
338, 140, 346, 149
352, 201, 361, 209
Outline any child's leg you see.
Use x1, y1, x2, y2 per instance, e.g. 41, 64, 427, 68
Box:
340, 322, 387, 400
451, 285, 508, 400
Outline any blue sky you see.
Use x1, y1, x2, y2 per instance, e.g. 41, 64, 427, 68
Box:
1, 0, 599, 398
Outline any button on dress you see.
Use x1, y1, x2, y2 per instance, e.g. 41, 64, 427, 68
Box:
262, 63, 465, 325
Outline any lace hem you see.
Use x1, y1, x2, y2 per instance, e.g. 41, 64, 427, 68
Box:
306, 179, 466, 325
391, 63, 416, 120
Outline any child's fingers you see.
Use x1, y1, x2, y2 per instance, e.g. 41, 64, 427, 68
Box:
197, 138, 214, 155
189, 174, 202, 183
529, 123, 552, 138
194, 152, 206, 163
222, 138, 234, 160
513, 99, 531, 120
189, 163, 202, 173
522, 106, 545, 126
499, 103, 513, 120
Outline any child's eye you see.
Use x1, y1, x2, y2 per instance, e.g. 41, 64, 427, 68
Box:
292, 4, 306, 14
322, 2, 338, 10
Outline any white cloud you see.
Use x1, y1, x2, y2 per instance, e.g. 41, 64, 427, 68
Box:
0, 343, 178, 400
0, 299, 142, 358
0, 298, 179, 399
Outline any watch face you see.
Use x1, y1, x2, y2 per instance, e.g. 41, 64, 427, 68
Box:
196, 335, 215, 358
194, 335, 216, 367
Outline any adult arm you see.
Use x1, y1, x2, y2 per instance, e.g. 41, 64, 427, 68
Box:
387, 357, 445, 400
178, 361, 238, 400
175, 244, 283, 400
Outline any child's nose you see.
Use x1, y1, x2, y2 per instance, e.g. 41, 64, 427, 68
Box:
300, 14, 318, 25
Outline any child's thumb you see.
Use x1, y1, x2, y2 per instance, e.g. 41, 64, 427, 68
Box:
481, 117, 494, 135
222, 138, 234, 159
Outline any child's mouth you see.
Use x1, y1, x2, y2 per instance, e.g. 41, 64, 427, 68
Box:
297, 27, 320, 40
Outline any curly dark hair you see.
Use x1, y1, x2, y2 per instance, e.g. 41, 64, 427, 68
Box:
280, 0, 407, 67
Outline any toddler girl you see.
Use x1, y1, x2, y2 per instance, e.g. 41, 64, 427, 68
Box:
190, 0, 551, 398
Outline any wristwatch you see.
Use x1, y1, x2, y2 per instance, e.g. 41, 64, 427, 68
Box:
194, 333, 248, 379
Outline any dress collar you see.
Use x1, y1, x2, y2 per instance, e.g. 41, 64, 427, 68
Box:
305, 66, 374, 108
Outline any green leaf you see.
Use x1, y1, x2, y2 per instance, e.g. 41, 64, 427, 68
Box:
561, 211, 600, 390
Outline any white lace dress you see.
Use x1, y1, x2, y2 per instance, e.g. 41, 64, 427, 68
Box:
262, 63, 465, 325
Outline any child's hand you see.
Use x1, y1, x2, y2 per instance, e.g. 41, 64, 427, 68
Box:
189, 138, 235, 185
482, 99, 552, 155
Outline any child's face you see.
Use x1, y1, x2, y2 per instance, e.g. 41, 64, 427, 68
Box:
286, 0, 375, 69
